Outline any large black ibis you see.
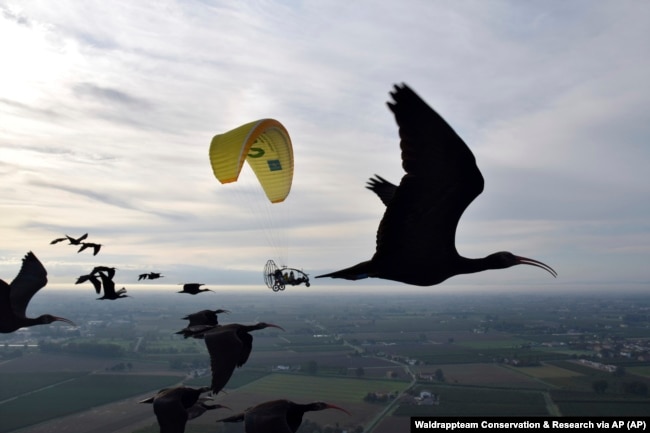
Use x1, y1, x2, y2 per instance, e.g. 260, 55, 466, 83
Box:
50, 233, 88, 245
204, 322, 284, 394
96, 271, 128, 300
1, 252, 76, 333
218, 399, 350, 433
316, 84, 557, 286
78, 242, 101, 256
175, 309, 230, 339
178, 283, 212, 295
139, 385, 228, 433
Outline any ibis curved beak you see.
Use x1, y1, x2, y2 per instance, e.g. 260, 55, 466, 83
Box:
515, 256, 557, 278
325, 403, 351, 416
267, 323, 286, 332
55, 316, 77, 327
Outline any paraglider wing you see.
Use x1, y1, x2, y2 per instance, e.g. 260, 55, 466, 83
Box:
209, 119, 294, 203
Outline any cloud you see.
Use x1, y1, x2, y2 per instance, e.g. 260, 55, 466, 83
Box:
72, 82, 150, 109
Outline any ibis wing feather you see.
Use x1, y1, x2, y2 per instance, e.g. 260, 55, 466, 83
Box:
98, 272, 116, 297
366, 174, 398, 206
153, 397, 188, 433
185, 310, 218, 327
238, 332, 254, 366
372, 84, 484, 272
8, 252, 47, 318
148, 386, 211, 433
245, 400, 293, 433
205, 327, 244, 394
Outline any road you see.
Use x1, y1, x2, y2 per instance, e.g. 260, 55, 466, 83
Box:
342, 339, 418, 433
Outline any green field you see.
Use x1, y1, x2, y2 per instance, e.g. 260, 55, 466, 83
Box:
508, 363, 583, 379
0, 371, 88, 401
399, 343, 571, 365
239, 373, 410, 403
184, 369, 270, 389
0, 373, 182, 433
628, 365, 650, 378
394, 385, 550, 417
455, 338, 531, 349
551, 390, 650, 416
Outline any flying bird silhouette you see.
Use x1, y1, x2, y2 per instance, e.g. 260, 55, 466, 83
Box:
184, 309, 229, 326
139, 386, 228, 433
175, 309, 230, 339
91, 266, 116, 279
1, 252, 76, 333
177, 283, 212, 295
50, 233, 88, 245
204, 322, 284, 395
317, 83, 557, 286
78, 242, 102, 256
76, 266, 116, 294
75, 273, 102, 294
96, 271, 128, 300
139, 272, 164, 281
218, 399, 350, 433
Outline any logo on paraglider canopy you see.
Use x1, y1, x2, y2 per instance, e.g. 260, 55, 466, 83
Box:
248, 147, 265, 158
267, 159, 282, 171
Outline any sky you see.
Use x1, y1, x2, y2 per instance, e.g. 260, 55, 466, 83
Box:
1, 0, 649, 294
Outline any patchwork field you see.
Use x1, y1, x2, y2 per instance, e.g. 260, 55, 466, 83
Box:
2, 291, 649, 432
394, 385, 550, 417
237, 372, 410, 402
510, 363, 584, 379
0, 373, 182, 433
416, 363, 549, 388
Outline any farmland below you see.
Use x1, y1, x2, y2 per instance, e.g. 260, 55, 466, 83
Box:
1, 289, 649, 432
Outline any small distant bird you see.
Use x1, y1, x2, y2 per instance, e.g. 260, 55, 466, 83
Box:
96, 271, 128, 300
139, 272, 164, 281
204, 322, 284, 395
1, 252, 76, 333
139, 386, 228, 433
218, 399, 350, 433
177, 283, 212, 295
50, 233, 88, 245
317, 84, 556, 286
175, 309, 230, 339
78, 242, 101, 256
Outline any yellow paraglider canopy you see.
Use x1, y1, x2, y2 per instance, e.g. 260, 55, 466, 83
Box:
209, 119, 293, 203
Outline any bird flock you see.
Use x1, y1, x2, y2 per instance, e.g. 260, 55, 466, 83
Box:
1, 83, 558, 432
0, 249, 346, 432
50, 233, 102, 256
